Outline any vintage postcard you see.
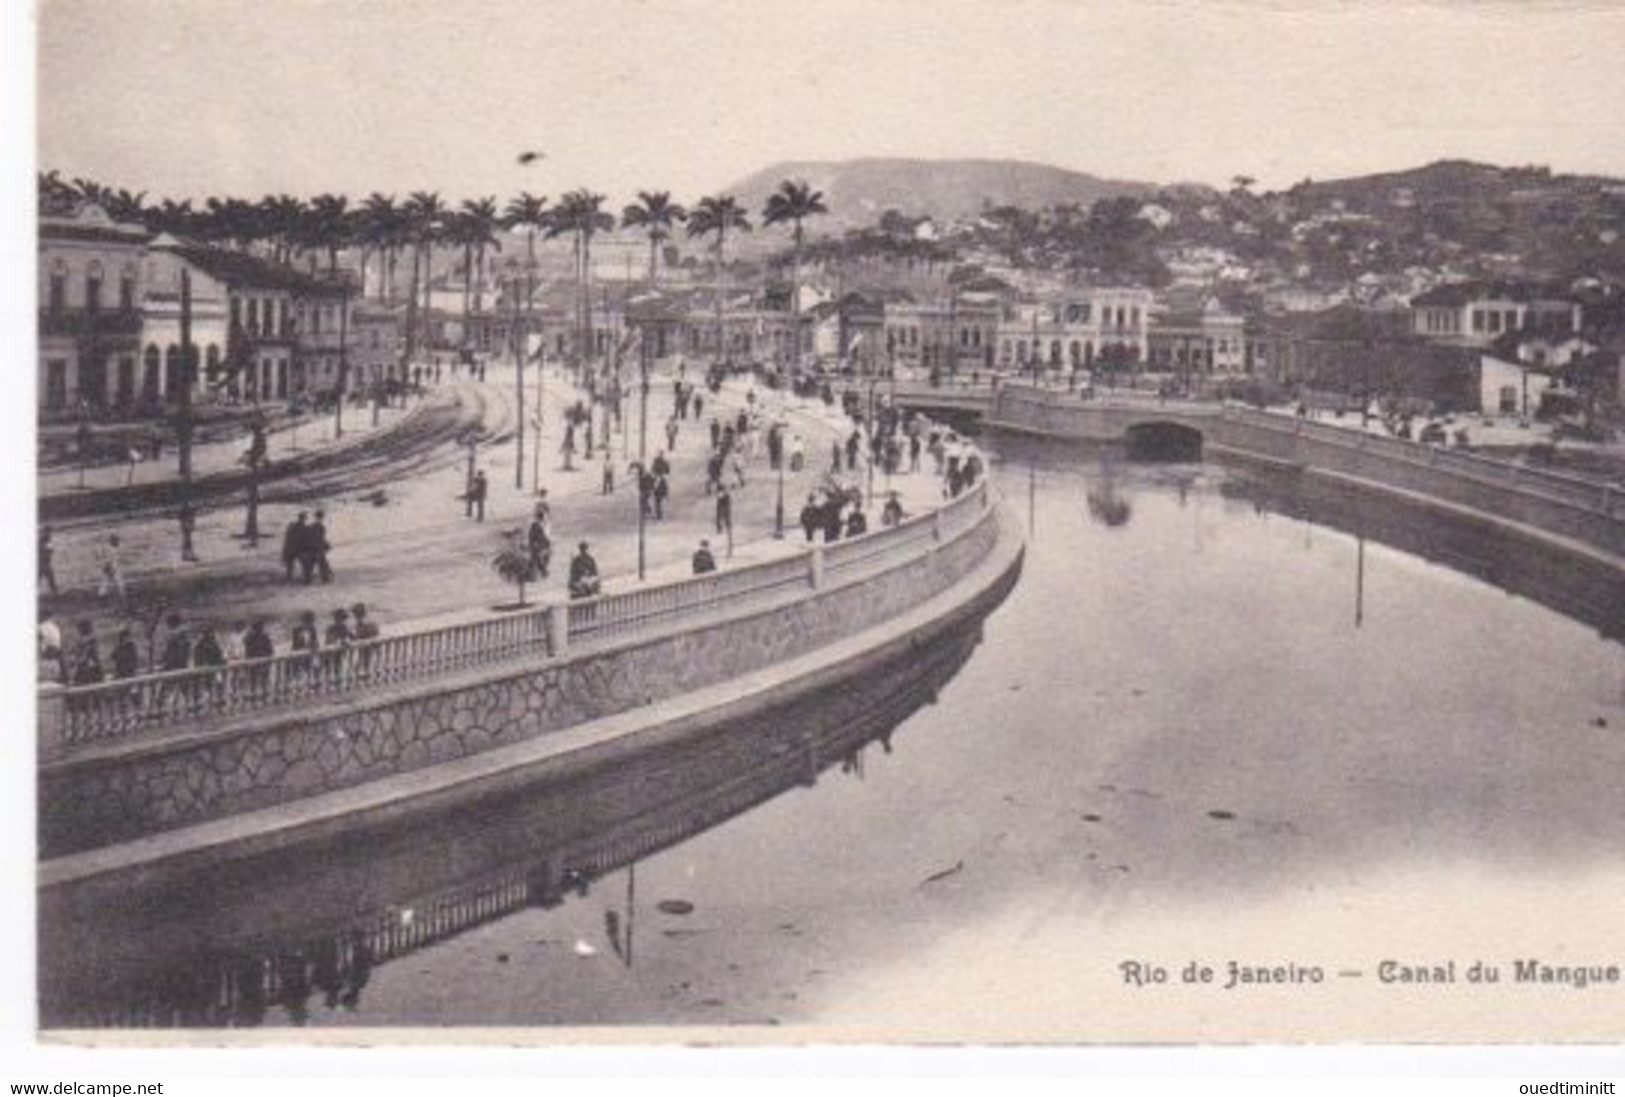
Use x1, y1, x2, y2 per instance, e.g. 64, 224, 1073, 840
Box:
22, 0, 1625, 1055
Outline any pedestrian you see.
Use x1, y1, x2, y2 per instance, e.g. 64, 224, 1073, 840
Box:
601, 452, 615, 495
245, 620, 274, 660
831, 439, 843, 474
283, 511, 309, 582
568, 541, 601, 600
561, 423, 576, 470
534, 488, 551, 525
693, 392, 704, 421
324, 608, 353, 683
789, 433, 805, 472
111, 627, 141, 680
468, 471, 488, 522
715, 486, 733, 535
882, 492, 905, 528
691, 539, 717, 575
823, 495, 844, 543
652, 473, 669, 520
665, 416, 679, 453
709, 418, 721, 450
731, 451, 747, 489
845, 506, 868, 538
178, 500, 199, 562
94, 534, 127, 600
193, 625, 226, 669
311, 509, 334, 582
38, 525, 59, 596
909, 433, 922, 473
69, 621, 103, 686
38, 607, 64, 683
705, 450, 724, 495
291, 610, 320, 681
225, 620, 248, 664
846, 430, 860, 472
651, 451, 671, 480
527, 509, 552, 579
799, 494, 821, 543
160, 614, 192, 672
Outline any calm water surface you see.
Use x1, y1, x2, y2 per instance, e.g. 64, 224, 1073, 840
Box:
49, 436, 1625, 1033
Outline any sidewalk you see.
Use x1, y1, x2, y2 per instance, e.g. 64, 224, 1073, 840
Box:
39, 358, 958, 660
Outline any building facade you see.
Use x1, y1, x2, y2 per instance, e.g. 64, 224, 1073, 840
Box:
38, 204, 148, 414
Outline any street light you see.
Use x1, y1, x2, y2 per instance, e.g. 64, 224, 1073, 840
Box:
637, 326, 650, 581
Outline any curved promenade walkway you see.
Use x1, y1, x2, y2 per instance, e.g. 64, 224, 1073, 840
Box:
39, 410, 1021, 868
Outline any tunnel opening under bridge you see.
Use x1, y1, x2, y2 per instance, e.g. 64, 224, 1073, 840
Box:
1123, 421, 1204, 462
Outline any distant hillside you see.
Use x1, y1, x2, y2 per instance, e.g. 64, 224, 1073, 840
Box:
1292, 159, 1624, 209
724, 158, 1153, 240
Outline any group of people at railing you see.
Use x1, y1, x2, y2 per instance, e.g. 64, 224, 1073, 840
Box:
41, 601, 381, 697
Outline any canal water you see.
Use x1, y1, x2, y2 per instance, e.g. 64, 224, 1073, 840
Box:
46, 435, 1625, 1039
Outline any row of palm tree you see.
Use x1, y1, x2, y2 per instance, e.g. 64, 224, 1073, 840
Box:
41, 170, 831, 363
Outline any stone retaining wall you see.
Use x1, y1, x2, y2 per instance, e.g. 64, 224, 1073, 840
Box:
40, 492, 1001, 856
990, 386, 1625, 559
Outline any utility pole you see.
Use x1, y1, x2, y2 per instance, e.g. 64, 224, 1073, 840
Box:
638, 329, 650, 581
334, 283, 350, 438
178, 268, 195, 483
513, 273, 526, 489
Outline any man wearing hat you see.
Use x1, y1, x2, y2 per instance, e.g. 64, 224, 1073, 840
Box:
568, 541, 601, 600
691, 539, 717, 575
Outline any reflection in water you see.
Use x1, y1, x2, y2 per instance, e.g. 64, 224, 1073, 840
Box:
42, 608, 994, 1028
1085, 452, 1134, 529
42, 434, 1625, 1033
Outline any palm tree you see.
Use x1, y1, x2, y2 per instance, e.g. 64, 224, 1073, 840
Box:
459, 196, 503, 317
403, 191, 446, 361
687, 195, 752, 364
147, 198, 197, 238
360, 192, 404, 301
37, 170, 76, 214
258, 193, 306, 265
762, 180, 828, 369
103, 188, 148, 224
547, 189, 615, 364
621, 190, 688, 284
504, 192, 550, 271
305, 193, 351, 275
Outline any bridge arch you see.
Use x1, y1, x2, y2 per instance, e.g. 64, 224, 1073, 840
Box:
1123, 420, 1204, 462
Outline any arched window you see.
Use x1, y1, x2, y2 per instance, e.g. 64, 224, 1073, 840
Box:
1069, 340, 1082, 366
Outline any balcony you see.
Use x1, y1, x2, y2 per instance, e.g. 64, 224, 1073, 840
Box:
38, 308, 143, 338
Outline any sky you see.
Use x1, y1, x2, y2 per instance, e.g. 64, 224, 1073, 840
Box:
30, 0, 1625, 206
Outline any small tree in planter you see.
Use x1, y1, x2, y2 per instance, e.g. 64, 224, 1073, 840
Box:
491, 535, 540, 609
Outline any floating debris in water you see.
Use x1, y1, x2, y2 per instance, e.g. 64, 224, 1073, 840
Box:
920, 860, 965, 886
1594, 716, 1609, 728
657, 899, 695, 916
1208, 810, 1237, 821
1081, 813, 1103, 823
496, 953, 509, 964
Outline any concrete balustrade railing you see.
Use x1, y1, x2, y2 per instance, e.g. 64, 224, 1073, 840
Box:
41, 478, 991, 762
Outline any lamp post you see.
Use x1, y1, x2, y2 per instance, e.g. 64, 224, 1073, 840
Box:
512, 271, 526, 489
334, 281, 350, 438
637, 327, 650, 581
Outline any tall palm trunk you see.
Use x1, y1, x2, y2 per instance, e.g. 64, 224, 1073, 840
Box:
791, 220, 803, 367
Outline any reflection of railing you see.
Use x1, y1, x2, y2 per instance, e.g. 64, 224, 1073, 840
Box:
43, 605, 992, 1029
44, 479, 993, 758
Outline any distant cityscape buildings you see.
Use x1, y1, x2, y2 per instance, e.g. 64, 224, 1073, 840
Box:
36, 162, 1625, 423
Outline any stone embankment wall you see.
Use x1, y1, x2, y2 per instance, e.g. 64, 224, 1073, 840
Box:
41, 484, 1004, 856
990, 385, 1625, 560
